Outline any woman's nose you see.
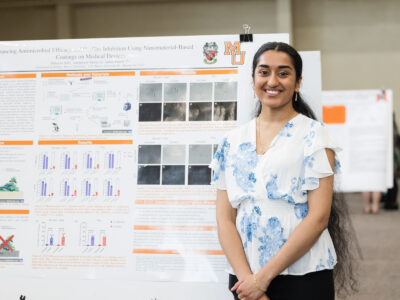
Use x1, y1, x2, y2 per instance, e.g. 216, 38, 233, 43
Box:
267, 73, 279, 87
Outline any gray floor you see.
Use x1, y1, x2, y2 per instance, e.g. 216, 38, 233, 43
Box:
344, 193, 400, 300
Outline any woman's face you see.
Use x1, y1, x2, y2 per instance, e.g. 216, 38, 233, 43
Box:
253, 50, 301, 110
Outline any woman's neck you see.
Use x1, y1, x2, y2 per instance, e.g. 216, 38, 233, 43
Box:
258, 104, 297, 124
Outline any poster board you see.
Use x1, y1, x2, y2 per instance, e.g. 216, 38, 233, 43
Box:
0, 34, 323, 299
322, 90, 393, 192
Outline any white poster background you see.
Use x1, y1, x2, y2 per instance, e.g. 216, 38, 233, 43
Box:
322, 90, 393, 192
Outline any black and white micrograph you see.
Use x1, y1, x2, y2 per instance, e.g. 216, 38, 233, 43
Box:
138, 145, 161, 164
137, 165, 161, 185
189, 102, 212, 121
214, 82, 237, 101
214, 101, 237, 121
162, 165, 185, 185
139, 83, 162, 102
188, 166, 211, 185
164, 83, 187, 102
139, 103, 162, 122
189, 144, 212, 164
163, 103, 186, 121
190, 82, 213, 101
162, 145, 186, 164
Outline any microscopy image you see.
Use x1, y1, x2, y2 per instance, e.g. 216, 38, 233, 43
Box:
214, 82, 238, 100
190, 82, 212, 101
162, 165, 185, 185
139, 103, 162, 121
138, 145, 161, 164
188, 166, 211, 185
162, 145, 186, 164
163, 103, 186, 121
164, 83, 187, 102
139, 83, 162, 102
137, 165, 161, 185
214, 102, 237, 121
189, 144, 212, 164
189, 102, 212, 121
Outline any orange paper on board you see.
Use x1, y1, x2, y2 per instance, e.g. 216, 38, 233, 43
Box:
322, 105, 346, 124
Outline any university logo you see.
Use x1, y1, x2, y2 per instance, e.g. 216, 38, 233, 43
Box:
224, 41, 245, 65
203, 42, 218, 64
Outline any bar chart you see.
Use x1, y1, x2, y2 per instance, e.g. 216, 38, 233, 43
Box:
60, 151, 78, 170
37, 152, 56, 171
83, 151, 100, 170
81, 178, 99, 197
60, 178, 77, 198
36, 178, 55, 198
37, 221, 66, 252
104, 151, 121, 170
80, 222, 108, 253
103, 178, 120, 197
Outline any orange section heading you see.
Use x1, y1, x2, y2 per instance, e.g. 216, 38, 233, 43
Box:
38, 140, 133, 145
135, 200, 216, 205
133, 249, 224, 255
0, 74, 36, 79
0, 210, 29, 215
0, 140, 33, 145
140, 69, 238, 76
322, 105, 346, 124
41, 71, 135, 78
134, 225, 217, 231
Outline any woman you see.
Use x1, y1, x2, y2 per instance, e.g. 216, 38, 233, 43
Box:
211, 42, 357, 300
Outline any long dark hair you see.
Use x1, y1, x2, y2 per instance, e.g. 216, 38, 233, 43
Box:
252, 42, 359, 298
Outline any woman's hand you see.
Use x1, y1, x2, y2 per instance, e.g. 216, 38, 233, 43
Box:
231, 274, 269, 300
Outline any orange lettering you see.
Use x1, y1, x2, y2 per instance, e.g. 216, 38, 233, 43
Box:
232, 51, 245, 65
224, 41, 241, 55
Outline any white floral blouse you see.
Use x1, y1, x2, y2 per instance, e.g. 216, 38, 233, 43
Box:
210, 113, 341, 275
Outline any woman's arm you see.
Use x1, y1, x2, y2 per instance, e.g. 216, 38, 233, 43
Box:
216, 189, 252, 280
234, 149, 335, 300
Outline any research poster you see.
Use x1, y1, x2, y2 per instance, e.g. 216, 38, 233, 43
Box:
0, 34, 288, 281
322, 90, 393, 192
0, 34, 322, 287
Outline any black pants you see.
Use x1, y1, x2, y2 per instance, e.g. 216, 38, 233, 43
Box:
229, 270, 334, 300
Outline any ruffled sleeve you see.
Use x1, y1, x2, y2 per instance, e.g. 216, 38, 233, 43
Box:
301, 123, 341, 191
209, 137, 230, 190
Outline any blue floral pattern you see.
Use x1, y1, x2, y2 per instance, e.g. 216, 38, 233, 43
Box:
258, 217, 287, 267
278, 121, 294, 137
304, 130, 316, 147
316, 259, 326, 271
304, 155, 315, 168
240, 205, 262, 249
230, 142, 258, 192
211, 138, 230, 182
294, 203, 308, 219
210, 115, 340, 275
327, 248, 335, 268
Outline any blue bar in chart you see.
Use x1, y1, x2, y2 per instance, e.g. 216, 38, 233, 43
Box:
108, 153, 115, 169
41, 181, 47, 196
64, 154, 71, 169
42, 154, 49, 170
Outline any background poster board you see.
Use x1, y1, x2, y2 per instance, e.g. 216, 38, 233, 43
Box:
322, 90, 393, 192
0, 34, 323, 299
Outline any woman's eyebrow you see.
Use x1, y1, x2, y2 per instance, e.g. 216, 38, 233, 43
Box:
257, 64, 293, 70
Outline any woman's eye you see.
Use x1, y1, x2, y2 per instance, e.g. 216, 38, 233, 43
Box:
258, 70, 269, 75
279, 72, 289, 77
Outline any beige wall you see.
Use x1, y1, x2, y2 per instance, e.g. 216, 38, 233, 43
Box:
0, 0, 398, 119
72, 0, 276, 38
294, 0, 400, 120
0, 6, 56, 40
